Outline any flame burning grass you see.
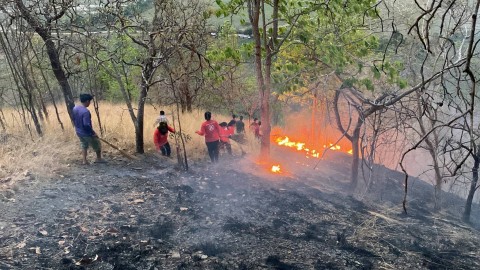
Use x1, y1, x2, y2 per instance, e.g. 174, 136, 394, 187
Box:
271, 165, 281, 173
274, 136, 352, 158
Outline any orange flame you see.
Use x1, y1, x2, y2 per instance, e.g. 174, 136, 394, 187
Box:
271, 165, 281, 173
274, 136, 352, 157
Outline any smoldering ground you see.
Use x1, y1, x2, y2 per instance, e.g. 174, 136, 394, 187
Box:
0, 145, 479, 269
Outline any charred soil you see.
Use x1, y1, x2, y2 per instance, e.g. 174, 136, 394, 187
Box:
0, 147, 479, 270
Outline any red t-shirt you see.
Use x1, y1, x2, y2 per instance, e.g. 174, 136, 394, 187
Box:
197, 120, 221, 142
228, 126, 235, 136
219, 127, 231, 143
153, 126, 175, 149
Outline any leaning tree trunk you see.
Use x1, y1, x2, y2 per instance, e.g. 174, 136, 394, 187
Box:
43, 38, 75, 121
463, 151, 480, 222
28, 36, 63, 130
14, 0, 75, 121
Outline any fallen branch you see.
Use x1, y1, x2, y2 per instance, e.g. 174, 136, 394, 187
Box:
97, 137, 138, 160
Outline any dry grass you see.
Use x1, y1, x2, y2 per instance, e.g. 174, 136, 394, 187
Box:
0, 102, 260, 180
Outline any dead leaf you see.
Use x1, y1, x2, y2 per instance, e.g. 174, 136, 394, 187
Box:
29, 247, 41, 254
39, 230, 48, 236
64, 247, 70, 254
133, 199, 145, 204
75, 254, 98, 266
107, 228, 119, 234
16, 242, 26, 249
180, 207, 188, 211
80, 226, 89, 233
58, 240, 65, 246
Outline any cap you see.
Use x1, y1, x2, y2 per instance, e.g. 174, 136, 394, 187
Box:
80, 93, 94, 103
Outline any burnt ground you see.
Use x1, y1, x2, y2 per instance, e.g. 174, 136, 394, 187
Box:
0, 146, 480, 270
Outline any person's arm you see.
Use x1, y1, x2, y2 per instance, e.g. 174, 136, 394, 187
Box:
168, 126, 176, 133
215, 122, 222, 138
195, 123, 205, 136
82, 111, 95, 136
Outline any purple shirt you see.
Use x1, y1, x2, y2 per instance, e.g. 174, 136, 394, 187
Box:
73, 105, 95, 137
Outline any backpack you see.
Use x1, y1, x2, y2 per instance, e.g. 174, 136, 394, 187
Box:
158, 121, 168, 135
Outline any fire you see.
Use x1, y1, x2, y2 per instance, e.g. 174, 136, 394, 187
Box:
271, 165, 281, 173
274, 136, 352, 158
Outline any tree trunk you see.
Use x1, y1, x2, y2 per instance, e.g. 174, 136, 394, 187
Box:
43, 38, 75, 121
26, 90, 42, 136
0, 109, 6, 130
135, 82, 148, 154
13, 0, 75, 122
260, 59, 272, 158
351, 124, 361, 189
186, 92, 193, 113
249, 0, 268, 159
463, 152, 480, 222
28, 36, 63, 129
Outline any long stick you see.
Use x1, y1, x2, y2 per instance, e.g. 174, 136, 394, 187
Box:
98, 137, 138, 160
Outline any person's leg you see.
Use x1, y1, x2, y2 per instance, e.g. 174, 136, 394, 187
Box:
79, 137, 89, 164
160, 145, 167, 156
165, 142, 171, 156
212, 140, 220, 162
90, 137, 105, 162
226, 143, 232, 155
206, 142, 215, 162
82, 149, 88, 164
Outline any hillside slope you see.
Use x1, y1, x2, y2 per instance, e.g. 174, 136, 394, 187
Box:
0, 147, 479, 269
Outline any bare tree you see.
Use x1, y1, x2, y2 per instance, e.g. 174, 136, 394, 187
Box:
1, 0, 76, 121
394, 0, 480, 220
92, 0, 209, 153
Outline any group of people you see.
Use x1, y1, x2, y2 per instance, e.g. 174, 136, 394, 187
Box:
194, 112, 247, 162
72, 93, 259, 164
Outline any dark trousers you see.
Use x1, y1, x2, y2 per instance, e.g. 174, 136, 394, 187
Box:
160, 142, 171, 156
206, 140, 219, 163
220, 141, 232, 155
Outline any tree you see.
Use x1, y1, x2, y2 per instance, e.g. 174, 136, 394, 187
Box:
391, 0, 480, 218
1, 0, 76, 121
217, 0, 381, 159
98, 0, 208, 153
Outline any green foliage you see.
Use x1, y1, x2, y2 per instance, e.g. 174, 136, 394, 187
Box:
269, 0, 380, 93
94, 34, 143, 101
205, 21, 253, 83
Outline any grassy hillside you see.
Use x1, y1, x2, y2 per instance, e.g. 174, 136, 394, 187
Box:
0, 102, 259, 180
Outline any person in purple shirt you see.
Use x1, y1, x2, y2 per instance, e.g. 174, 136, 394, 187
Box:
73, 94, 105, 165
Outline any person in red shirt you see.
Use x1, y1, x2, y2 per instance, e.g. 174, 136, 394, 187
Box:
219, 122, 232, 155
250, 118, 261, 139
153, 122, 175, 157
195, 111, 221, 162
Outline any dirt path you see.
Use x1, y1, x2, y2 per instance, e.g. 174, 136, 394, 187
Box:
0, 151, 479, 269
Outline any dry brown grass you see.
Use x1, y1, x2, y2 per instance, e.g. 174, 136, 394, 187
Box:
0, 102, 259, 180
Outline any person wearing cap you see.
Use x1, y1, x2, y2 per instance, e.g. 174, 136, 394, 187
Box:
73, 94, 105, 165
153, 110, 168, 126
195, 111, 221, 163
